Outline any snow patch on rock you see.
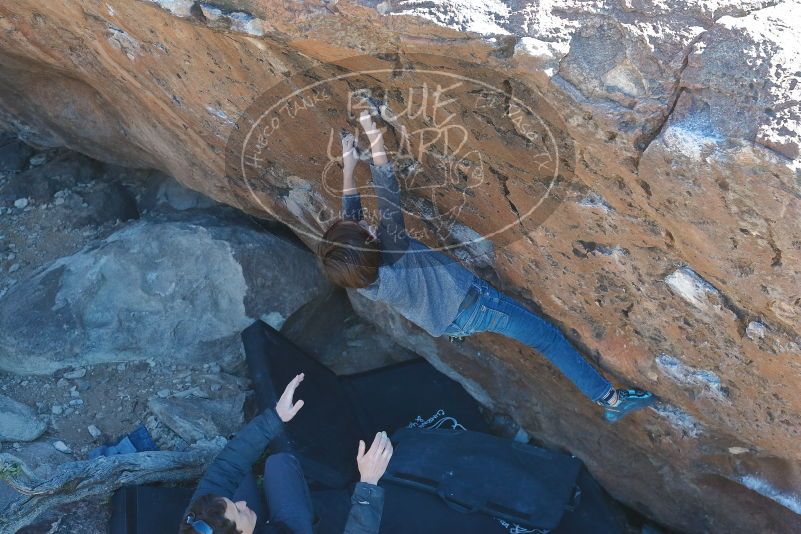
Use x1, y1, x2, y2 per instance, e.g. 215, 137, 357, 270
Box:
514, 36, 570, 77
716, 2, 801, 162
392, 0, 512, 36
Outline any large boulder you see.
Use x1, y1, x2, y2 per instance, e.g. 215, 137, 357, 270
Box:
0, 211, 331, 374
0, 394, 46, 442
0, 1, 798, 531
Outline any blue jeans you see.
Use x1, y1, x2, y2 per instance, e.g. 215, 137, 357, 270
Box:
234, 453, 315, 534
443, 278, 613, 402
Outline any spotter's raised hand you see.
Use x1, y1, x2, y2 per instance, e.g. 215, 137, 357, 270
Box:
275, 373, 305, 423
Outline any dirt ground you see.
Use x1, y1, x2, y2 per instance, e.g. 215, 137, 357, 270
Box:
0, 143, 449, 532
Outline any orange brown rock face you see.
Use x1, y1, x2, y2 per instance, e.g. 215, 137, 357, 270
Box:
0, 1, 799, 532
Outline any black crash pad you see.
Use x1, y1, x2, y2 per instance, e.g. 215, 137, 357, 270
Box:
110, 472, 624, 534
242, 320, 363, 488
241, 320, 489, 489
311, 466, 625, 534
109, 323, 624, 534
343, 359, 489, 437
110, 485, 193, 534
384, 428, 583, 530
310, 484, 511, 534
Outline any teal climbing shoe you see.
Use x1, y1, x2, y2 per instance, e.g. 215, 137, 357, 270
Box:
602, 389, 655, 422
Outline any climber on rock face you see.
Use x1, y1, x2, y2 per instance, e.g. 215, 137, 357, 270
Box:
318, 109, 655, 423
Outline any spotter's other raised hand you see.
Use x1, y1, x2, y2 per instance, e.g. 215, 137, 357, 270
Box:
357, 431, 393, 485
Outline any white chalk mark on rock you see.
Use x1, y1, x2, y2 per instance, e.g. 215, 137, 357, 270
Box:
661, 125, 720, 160
650, 403, 703, 438
449, 223, 495, 268
107, 27, 141, 60
576, 191, 613, 212
147, 0, 194, 18
147, 1, 267, 37
206, 106, 235, 125
745, 320, 767, 340
656, 353, 725, 400
665, 266, 719, 310
738, 475, 801, 515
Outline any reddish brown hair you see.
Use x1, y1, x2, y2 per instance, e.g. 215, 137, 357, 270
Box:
318, 220, 380, 288
179, 494, 240, 534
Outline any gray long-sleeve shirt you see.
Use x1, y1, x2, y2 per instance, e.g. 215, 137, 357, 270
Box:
190, 408, 384, 533
344, 161, 475, 337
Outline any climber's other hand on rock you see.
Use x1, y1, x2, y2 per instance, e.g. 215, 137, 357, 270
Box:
359, 110, 382, 139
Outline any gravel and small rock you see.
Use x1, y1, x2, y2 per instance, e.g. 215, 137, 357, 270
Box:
63, 368, 87, 380
52, 440, 72, 454
0, 139, 438, 532
0, 394, 46, 442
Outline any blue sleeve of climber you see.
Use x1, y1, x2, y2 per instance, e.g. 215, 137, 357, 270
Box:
369, 160, 410, 262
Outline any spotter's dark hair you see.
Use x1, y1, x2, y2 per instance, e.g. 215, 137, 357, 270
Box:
179, 494, 241, 534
